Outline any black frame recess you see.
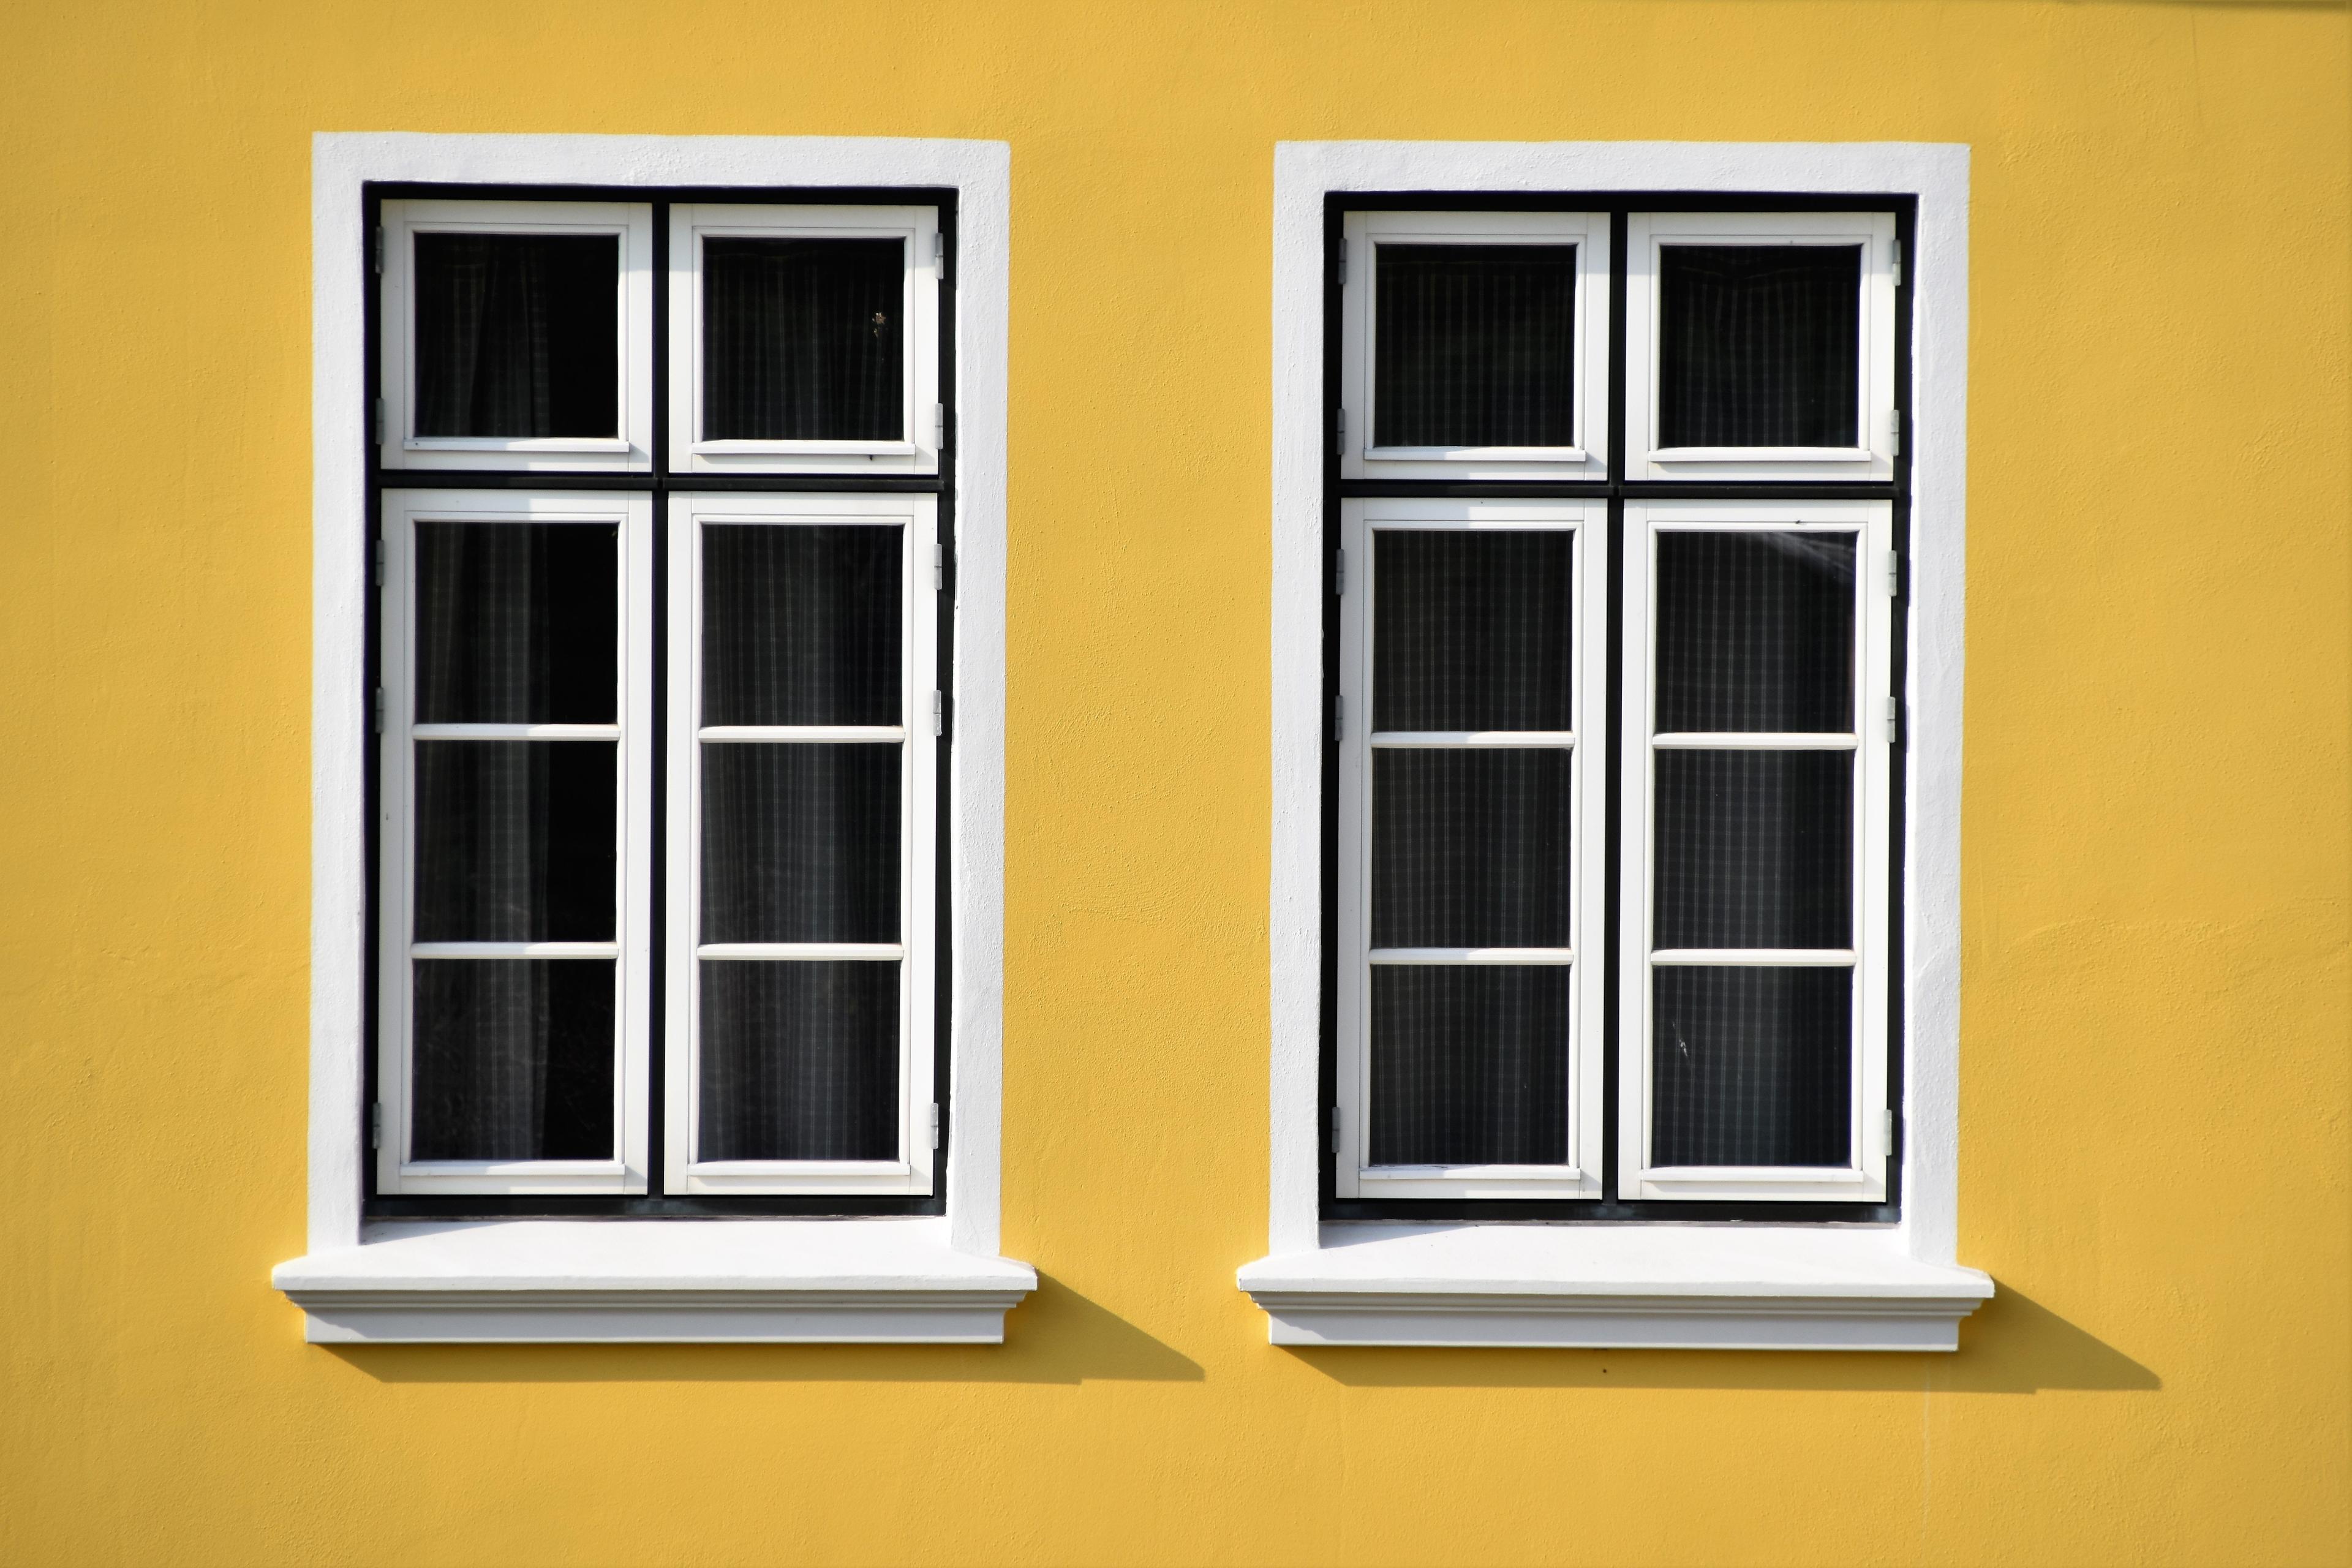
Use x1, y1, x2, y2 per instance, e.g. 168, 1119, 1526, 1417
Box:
362, 182, 959, 1218
1320, 192, 1914, 1224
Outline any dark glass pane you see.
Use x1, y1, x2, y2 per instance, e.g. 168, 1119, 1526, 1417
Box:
1374, 244, 1575, 448
701, 744, 899, 943
702, 524, 901, 727
411, 960, 615, 1160
1374, 530, 1574, 733
1373, 749, 1572, 949
1369, 966, 1569, 1165
416, 522, 618, 725
1656, 532, 1854, 734
699, 961, 900, 1160
1654, 750, 1851, 949
413, 233, 619, 439
702, 238, 904, 441
1652, 966, 1851, 1166
413, 742, 616, 942
1658, 244, 1860, 448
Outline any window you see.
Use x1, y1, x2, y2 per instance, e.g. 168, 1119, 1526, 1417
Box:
372, 189, 949, 1212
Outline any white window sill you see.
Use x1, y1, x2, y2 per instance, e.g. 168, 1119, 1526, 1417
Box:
274, 1219, 1037, 1344
1238, 1224, 1993, 1351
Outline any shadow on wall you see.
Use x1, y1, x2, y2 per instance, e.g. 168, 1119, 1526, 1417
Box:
328, 1274, 1205, 1385
1283, 1284, 2160, 1393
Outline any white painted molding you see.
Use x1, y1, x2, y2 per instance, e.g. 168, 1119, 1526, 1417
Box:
1260, 141, 1977, 1343
276, 1221, 1036, 1344
1238, 1226, 1992, 1351
299, 133, 1022, 1343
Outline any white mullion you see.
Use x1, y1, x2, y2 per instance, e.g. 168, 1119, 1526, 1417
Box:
377, 490, 650, 1197
1621, 502, 1890, 1204
1340, 500, 1604, 1201
668, 494, 937, 1197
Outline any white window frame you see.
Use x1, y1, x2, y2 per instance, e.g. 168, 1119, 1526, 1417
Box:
1333, 497, 1607, 1199
379, 198, 656, 473
1624, 210, 1898, 483
374, 488, 655, 1196
665, 492, 939, 1196
1250, 140, 1991, 1352
284, 134, 1030, 1346
1340, 209, 1610, 482
1618, 499, 1892, 1204
668, 204, 941, 475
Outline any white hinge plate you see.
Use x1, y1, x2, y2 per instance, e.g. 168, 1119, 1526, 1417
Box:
1333, 548, 1344, 597
932, 690, 944, 738
931, 543, 944, 592
1882, 549, 1899, 597
933, 403, 944, 447
929, 1102, 941, 1150
933, 232, 947, 282
372, 687, 385, 735
1332, 694, 1344, 742
372, 227, 384, 275
370, 1103, 383, 1150
1338, 237, 1348, 287
1888, 409, 1901, 457
373, 397, 386, 447
1883, 1108, 1896, 1145
1330, 1106, 1343, 1155
373, 539, 386, 588
1335, 407, 1346, 456
1890, 238, 1902, 287
1884, 695, 1902, 738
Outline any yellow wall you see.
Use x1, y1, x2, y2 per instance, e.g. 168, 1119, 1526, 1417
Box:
2, 2, 2347, 1563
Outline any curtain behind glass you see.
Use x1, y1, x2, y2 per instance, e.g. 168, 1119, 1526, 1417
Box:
701, 525, 900, 727
702, 238, 903, 441
1370, 967, 1570, 1165
413, 234, 619, 438
1657, 244, 1860, 448
1374, 244, 1575, 448
1655, 532, 1853, 733
1373, 530, 1573, 733
1651, 966, 1850, 1166
699, 962, 900, 1161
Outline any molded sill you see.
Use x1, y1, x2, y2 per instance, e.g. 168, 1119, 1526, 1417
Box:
274, 1219, 1036, 1344
1238, 1224, 1992, 1351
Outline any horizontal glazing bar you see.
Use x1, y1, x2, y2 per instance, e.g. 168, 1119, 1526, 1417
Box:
409, 941, 620, 959
1640, 1165, 1869, 1184
1649, 948, 1856, 966
696, 942, 905, 961
1369, 731, 1575, 748
1369, 947, 1575, 965
1653, 732, 1857, 749
684, 1160, 914, 1177
1359, 1164, 1589, 1179
697, 726, 907, 744
411, 723, 622, 741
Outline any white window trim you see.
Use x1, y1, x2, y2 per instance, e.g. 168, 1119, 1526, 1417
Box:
376, 489, 655, 1196
1624, 209, 1898, 481
666, 491, 938, 1197
1251, 140, 1991, 1351
282, 132, 1030, 1345
1334, 497, 1607, 1200
668, 203, 941, 475
379, 198, 657, 473
1340, 209, 1610, 481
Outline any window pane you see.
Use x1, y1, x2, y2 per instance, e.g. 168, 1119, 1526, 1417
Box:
1370, 966, 1569, 1165
701, 744, 900, 943
1373, 749, 1572, 949
1651, 966, 1851, 1167
701, 237, 904, 442
699, 960, 900, 1161
413, 741, 616, 942
1655, 532, 1854, 734
702, 524, 901, 727
415, 522, 618, 725
1374, 530, 1574, 733
1374, 244, 1575, 448
413, 233, 619, 439
411, 960, 615, 1160
1653, 750, 1852, 950
1657, 244, 1860, 448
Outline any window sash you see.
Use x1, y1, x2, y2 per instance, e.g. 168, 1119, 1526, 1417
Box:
1333, 499, 1609, 1200
375, 490, 657, 1196
664, 492, 940, 1196
1617, 502, 1893, 1203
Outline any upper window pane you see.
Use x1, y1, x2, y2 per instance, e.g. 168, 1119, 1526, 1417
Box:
1374, 244, 1575, 448
701, 524, 902, 728
1374, 529, 1574, 733
1654, 532, 1855, 733
413, 234, 620, 439
1657, 244, 1860, 448
701, 238, 904, 442
415, 522, 618, 725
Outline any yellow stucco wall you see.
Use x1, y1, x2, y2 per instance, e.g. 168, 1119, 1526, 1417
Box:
2, 2, 2347, 1564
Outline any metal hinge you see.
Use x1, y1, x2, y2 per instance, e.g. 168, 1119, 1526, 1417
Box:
1884, 695, 1902, 741
1888, 408, 1901, 457
372, 538, 386, 588
1881, 549, 1900, 598
932, 690, 946, 738
1332, 694, 1344, 742
1337, 237, 1348, 287
931, 543, 944, 592
934, 232, 948, 283
1335, 407, 1346, 457
1890, 238, 1902, 287
372, 227, 384, 275
1333, 547, 1345, 597
373, 397, 386, 447
930, 1102, 941, 1150
370, 1103, 383, 1149
372, 687, 385, 735
933, 403, 945, 447
1883, 1108, 1896, 1147
1330, 1106, 1343, 1155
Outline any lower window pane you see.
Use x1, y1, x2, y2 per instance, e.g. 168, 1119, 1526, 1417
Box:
699, 961, 900, 1161
1651, 966, 1851, 1167
410, 960, 616, 1161
1370, 965, 1570, 1166
1373, 748, 1573, 948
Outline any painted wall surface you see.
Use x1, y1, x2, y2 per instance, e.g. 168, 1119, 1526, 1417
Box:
2, 3, 2346, 1564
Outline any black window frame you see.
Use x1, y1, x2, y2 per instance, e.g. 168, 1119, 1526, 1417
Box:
1320, 191, 1915, 1224
361, 182, 960, 1219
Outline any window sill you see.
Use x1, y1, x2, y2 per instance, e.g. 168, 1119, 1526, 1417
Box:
1237, 1224, 1992, 1351
274, 1219, 1037, 1344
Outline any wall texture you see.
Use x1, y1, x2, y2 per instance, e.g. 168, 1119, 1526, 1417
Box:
1, 2, 2346, 1564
